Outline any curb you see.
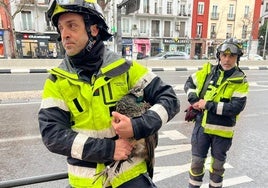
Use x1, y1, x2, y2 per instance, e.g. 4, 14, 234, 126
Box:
0, 66, 268, 74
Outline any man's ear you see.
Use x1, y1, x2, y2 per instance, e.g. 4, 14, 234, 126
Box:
90, 24, 99, 37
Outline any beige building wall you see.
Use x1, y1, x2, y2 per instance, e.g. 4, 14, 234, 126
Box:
208, 0, 255, 41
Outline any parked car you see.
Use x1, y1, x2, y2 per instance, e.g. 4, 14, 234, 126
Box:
240, 54, 264, 61
136, 52, 148, 59
146, 51, 190, 60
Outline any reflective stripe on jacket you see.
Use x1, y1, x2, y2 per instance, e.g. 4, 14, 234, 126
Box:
39, 49, 180, 187
186, 62, 248, 138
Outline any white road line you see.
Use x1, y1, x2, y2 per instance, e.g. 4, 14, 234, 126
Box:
154, 163, 190, 182
155, 144, 191, 158
0, 135, 41, 143
159, 130, 187, 140
0, 101, 40, 106
154, 161, 236, 183
201, 176, 254, 188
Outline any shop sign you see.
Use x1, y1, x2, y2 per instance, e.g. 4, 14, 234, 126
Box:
163, 38, 190, 44
122, 38, 132, 45
23, 34, 51, 39
134, 39, 150, 44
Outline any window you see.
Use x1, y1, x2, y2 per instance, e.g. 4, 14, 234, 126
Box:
167, 1, 172, 14
122, 18, 130, 33
151, 20, 160, 37
211, 24, 216, 33
140, 20, 147, 34
242, 25, 247, 39
198, 2, 204, 15
143, 0, 149, 13
164, 21, 171, 37
227, 4, 235, 20
180, 4, 186, 15
197, 23, 202, 38
179, 22, 185, 37
211, 5, 218, 19
226, 24, 232, 38
266, 3, 268, 12
244, 5, 249, 17
21, 11, 33, 30
210, 24, 216, 38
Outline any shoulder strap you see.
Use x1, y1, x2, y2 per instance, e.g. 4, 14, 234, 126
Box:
199, 65, 217, 99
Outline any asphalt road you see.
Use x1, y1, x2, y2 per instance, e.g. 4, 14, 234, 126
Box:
0, 70, 268, 187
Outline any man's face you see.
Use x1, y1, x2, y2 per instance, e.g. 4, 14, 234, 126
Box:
219, 52, 238, 71
58, 13, 89, 56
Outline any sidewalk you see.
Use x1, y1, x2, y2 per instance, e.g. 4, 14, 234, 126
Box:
0, 59, 268, 73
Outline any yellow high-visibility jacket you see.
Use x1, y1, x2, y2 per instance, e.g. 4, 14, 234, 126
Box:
185, 62, 248, 138
39, 49, 180, 187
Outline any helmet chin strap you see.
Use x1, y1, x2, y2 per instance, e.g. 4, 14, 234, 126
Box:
85, 22, 101, 53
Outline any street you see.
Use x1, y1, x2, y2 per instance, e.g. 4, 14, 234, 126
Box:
0, 70, 268, 187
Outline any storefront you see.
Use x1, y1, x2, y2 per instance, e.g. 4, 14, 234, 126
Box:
150, 39, 161, 56
122, 38, 133, 59
163, 38, 190, 54
133, 38, 150, 57
15, 33, 63, 59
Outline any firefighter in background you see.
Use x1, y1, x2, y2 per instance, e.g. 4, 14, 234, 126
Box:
184, 38, 249, 188
38, 0, 180, 187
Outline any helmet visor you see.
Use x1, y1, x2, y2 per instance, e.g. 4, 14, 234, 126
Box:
219, 43, 239, 55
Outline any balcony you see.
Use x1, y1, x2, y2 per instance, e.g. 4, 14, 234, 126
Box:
178, 12, 191, 17
20, 0, 35, 5
210, 32, 216, 39
37, 0, 49, 6
227, 14, 235, 21
211, 13, 219, 20
226, 32, 232, 38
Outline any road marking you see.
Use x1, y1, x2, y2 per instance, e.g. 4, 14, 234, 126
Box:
155, 144, 191, 157
173, 84, 184, 91
154, 163, 190, 182
154, 162, 240, 184
0, 135, 41, 143
159, 130, 187, 140
0, 101, 40, 106
201, 176, 254, 188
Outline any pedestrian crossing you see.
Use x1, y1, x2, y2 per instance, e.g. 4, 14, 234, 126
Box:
154, 129, 254, 187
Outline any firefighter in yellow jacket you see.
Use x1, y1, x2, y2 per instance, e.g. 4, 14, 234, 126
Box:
38, 0, 180, 187
184, 38, 248, 188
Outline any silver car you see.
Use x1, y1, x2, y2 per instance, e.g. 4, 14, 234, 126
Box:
147, 51, 190, 60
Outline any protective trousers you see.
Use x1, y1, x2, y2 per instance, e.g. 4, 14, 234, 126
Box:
188, 123, 232, 188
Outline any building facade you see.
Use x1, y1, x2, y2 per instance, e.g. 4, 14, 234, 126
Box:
0, 0, 14, 58
104, 0, 193, 59
10, 0, 63, 59
0, 0, 264, 59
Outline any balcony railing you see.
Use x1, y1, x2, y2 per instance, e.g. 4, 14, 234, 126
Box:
227, 13, 235, 21
211, 13, 219, 20
20, 0, 35, 5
